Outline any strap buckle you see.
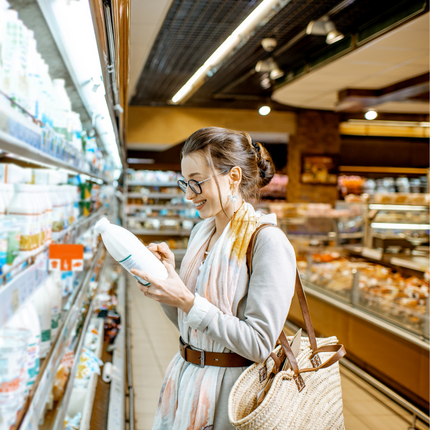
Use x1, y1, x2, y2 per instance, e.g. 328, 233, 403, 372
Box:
191, 345, 205, 368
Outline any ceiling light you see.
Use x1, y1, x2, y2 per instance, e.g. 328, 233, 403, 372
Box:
326, 29, 344, 44
259, 106, 271, 116
365, 110, 378, 120
261, 78, 271, 89
255, 57, 278, 73
306, 16, 344, 44
171, 0, 284, 104
261, 38, 277, 52
270, 67, 284, 80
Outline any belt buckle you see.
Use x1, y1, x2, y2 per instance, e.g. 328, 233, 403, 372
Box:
191, 345, 206, 368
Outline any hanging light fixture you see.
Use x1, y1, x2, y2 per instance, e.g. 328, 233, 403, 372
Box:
306, 16, 344, 44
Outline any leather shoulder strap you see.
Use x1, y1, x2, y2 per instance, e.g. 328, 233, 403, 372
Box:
246, 223, 320, 354
246, 223, 276, 276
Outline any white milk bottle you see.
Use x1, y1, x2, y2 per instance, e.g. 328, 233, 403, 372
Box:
6, 302, 41, 394
94, 218, 168, 285
45, 274, 62, 339
8, 184, 36, 257
31, 283, 52, 358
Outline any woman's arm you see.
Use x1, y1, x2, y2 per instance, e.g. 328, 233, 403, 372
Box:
182, 227, 296, 363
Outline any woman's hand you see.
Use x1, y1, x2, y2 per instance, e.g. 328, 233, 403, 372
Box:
131, 262, 195, 313
147, 242, 176, 269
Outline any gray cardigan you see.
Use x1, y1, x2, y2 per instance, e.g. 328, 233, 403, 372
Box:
159, 222, 296, 429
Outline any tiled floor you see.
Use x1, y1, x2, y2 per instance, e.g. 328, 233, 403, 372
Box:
128, 275, 428, 430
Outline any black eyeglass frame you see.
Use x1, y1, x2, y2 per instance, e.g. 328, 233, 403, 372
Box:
177, 169, 230, 195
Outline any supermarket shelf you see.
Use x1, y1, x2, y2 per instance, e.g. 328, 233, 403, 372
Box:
126, 215, 199, 222
346, 246, 428, 273
0, 128, 107, 183
371, 222, 430, 230
130, 229, 192, 237
369, 204, 428, 211
302, 280, 429, 350
339, 232, 364, 239
53, 206, 107, 243
50, 256, 107, 430
127, 192, 181, 199
107, 273, 125, 430
127, 181, 178, 187
0, 208, 107, 331
18, 243, 104, 429
127, 204, 193, 210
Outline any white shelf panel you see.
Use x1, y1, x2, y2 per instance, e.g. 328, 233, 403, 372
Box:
20, 244, 104, 427
127, 181, 178, 187
0, 207, 106, 331
0, 128, 106, 182
127, 192, 181, 199
127, 216, 199, 222
130, 229, 192, 237
127, 204, 193, 210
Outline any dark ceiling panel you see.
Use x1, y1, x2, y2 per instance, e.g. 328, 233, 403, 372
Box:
131, 0, 421, 109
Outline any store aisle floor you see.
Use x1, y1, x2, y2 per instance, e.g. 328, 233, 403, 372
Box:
128, 276, 424, 430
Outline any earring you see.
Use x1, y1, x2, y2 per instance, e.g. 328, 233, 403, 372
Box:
228, 194, 238, 203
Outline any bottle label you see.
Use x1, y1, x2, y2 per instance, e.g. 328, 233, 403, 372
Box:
7, 229, 20, 264
41, 329, 51, 343
119, 254, 151, 286
10, 215, 33, 251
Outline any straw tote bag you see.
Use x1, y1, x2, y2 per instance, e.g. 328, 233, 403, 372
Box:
228, 225, 347, 430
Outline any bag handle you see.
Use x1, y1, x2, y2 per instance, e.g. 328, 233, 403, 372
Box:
247, 225, 319, 355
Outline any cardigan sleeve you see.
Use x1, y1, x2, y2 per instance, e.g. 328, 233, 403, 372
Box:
182, 227, 296, 363
159, 221, 204, 330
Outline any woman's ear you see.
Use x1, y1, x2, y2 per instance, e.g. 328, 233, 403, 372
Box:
229, 166, 242, 187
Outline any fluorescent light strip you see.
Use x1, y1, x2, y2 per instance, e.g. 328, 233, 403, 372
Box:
171, 0, 282, 103
369, 204, 428, 211
371, 223, 430, 230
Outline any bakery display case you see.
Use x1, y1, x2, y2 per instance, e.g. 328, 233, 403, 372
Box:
295, 249, 429, 339
365, 194, 430, 251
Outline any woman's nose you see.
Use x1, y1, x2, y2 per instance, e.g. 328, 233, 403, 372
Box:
185, 185, 196, 200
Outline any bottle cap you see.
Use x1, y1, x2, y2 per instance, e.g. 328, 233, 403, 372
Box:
94, 217, 110, 234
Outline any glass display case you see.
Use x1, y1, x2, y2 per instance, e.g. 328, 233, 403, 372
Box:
366, 198, 430, 250
295, 247, 429, 340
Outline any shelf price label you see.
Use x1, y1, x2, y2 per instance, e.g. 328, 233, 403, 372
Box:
49, 244, 84, 271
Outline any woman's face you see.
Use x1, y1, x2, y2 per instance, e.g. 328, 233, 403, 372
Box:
181, 152, 232, 219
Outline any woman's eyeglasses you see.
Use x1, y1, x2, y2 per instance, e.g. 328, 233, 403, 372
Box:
177, 169, 229, 195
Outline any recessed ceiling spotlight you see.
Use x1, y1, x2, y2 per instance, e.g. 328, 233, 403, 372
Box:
365, 110, 378, 120
259, 106, 271, 116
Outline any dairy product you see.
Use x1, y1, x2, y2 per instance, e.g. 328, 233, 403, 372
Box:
31, 283, 52, 358
46, 274, 62, 339
50, 185, 64, 233
6, 301, 41, 392
8, 184, 37, 256
94, 218, 168, 285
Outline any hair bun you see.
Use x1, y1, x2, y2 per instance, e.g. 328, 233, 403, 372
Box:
254, 141, 275, 188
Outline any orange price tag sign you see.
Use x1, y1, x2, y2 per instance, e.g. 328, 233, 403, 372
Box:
49, 244, 84, 271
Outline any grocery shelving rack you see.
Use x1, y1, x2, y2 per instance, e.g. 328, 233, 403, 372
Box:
124, 174, 199, 265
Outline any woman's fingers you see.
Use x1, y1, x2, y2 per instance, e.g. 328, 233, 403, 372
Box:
131, 268, 159, 288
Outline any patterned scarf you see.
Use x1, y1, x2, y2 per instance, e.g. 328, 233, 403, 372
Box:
152, 202, 276, 430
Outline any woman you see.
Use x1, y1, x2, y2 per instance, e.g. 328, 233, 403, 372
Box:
131, 127, 296, 430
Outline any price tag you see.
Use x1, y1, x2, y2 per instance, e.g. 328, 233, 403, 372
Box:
49, 244, 84, 271
362, 247, 383, 260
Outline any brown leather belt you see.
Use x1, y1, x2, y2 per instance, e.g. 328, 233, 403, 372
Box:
179, 337, 253, 368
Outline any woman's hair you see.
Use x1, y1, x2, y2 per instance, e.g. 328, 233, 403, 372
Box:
181, 127, 275, 201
